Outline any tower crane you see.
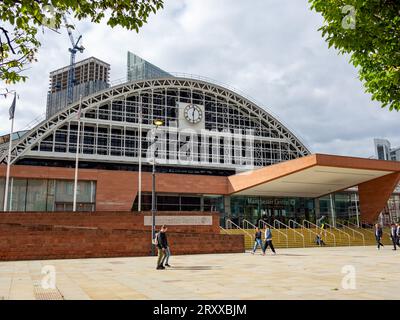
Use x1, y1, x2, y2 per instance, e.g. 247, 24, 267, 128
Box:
63, 14, 85, 106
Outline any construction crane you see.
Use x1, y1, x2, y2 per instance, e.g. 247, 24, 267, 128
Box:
63, 14, 85, 106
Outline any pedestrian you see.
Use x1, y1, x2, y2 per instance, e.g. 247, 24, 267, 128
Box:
262, 226, 276, 255
374, 223, 384, 250
163, 226, 172, 267
156, 225, 168, 270
251, 227, 263, 254
396, 223, 400, 247
390, 223, 398, 251
315, 233, 326, 246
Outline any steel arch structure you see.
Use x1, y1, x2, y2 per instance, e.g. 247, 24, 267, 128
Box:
0, 77, 311, 168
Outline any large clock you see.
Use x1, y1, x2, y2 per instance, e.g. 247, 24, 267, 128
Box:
184, 104, 203, 124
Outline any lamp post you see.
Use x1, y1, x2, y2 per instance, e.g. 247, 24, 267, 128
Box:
151, 119, 164, 256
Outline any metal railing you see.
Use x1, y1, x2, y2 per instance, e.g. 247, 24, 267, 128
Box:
353, 221, 376, 236
346, 221, 361, 229
219, 226, 230, 235
382, 228, 391, 238
242, 219, 257, 230
325, 223, 351, 246
289, 219, 320, 245
225, 219, 253, 242
361, 222, 390, 238
257, 220, 289, 247
336, 222, 365, 246
303, 220, 336, 246
274, 220, 305, 247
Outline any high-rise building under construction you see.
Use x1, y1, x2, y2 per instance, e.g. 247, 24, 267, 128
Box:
46, 57, 110, 118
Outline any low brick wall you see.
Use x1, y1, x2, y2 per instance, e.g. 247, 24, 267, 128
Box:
0, 223, 244, 261
0, 211, 220, 234
0, 211, 243, 261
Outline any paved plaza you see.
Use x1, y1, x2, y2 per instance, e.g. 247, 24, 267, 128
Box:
0, 246, 399, 300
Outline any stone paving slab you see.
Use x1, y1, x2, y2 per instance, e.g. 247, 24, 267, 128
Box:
0, 246, 399, 300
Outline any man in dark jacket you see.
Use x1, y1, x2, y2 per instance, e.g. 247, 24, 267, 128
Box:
262, 227, 276, 255
397, 223, 400, 247
156, 225, 168, 270
375, 223, 384, 250
390, 223, 398, 250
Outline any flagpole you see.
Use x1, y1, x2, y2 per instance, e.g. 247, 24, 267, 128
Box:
3, 114, 14, 212
73, 95, 82, 212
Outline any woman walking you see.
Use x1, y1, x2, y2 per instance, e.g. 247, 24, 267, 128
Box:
251, 227, 263, 254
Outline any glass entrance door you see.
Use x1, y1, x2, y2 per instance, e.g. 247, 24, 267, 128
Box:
243, 204, 259, 226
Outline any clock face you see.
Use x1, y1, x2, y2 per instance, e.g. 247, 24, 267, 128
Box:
184, 104, 203, 124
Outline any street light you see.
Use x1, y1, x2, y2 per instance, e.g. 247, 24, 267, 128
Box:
151, 119, 164, 256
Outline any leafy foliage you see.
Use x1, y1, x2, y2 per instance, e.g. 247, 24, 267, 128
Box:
309, 0, 400, 111
0, 0, 164, 85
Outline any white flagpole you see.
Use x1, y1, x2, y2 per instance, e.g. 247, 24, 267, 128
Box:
138, 96, 142, 212
73, 95, 82, 212
3, 114, 14, 212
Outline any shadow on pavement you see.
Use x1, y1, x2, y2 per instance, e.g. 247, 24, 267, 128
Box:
168, 266, 221, 270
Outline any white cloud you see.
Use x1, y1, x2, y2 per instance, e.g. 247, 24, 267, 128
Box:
1, 0, 399, 157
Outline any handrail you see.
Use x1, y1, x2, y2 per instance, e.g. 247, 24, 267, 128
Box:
289, 219, 320, 245
337, 221, 358, 240
325, 223, 351, 246
356, 222, 376, 236
346, 221, 360, 229
258, 220, 289, 248
242, 219, 257, 230
382, 228, 391, 238
219, 226, 229, 235
336, 222, 365, 246
225, 219, 253, 242
274, 220, 305, 248
303, 220, 336, 246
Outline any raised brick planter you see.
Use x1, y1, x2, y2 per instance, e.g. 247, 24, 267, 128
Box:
0, 211, 244, 261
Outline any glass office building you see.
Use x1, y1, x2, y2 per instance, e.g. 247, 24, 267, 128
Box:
127, 52, 172, 81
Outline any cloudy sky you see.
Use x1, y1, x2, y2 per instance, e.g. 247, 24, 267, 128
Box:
0, 0, 398, 157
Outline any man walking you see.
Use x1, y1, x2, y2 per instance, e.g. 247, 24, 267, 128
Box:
375, 223, 384, 250
262, 226, 276, 255
251, 227, 263, 254
390, 223, 398, 251
156, 225, 168, 270
396, 223, 400, 247
163, 226, 172, 267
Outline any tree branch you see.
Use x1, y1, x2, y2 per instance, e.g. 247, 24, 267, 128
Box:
0, 27, 16, 54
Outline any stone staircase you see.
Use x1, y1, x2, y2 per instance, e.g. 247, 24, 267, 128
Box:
221, 227, 394, 250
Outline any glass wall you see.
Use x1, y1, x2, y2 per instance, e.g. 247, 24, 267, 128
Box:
381, 194, 400, 223
230, 196, 315, 226
132, 192, 224, 213
0, 178, 96, 212
318, 193, 359, 225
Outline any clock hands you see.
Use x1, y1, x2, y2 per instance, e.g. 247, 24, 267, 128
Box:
184, 104, 202, 124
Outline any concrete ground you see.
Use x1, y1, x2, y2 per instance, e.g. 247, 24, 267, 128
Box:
0, 246, 399, 300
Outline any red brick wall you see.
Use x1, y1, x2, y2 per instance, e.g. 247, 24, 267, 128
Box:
0, 211, 221, 234
0, 223, 244, 261
0, 165, 229, 211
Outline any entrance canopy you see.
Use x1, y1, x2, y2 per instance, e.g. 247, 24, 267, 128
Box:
228, 154, 400, 198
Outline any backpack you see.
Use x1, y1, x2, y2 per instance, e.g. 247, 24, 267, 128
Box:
152, 232, 159, 245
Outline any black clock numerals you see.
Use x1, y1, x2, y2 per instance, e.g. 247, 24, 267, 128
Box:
184, 104, 202, 124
